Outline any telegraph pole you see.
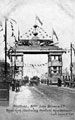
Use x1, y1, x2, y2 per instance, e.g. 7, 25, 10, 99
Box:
69, 43, 72, 87
5, 18, 7, 78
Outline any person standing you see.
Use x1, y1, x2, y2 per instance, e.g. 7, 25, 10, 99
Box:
58, 76, 62, 87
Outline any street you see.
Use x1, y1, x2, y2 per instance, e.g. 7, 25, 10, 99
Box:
36, 84, 75, 112
0, 84, 75, 120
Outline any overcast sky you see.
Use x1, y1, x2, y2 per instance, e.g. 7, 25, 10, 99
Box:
0, 0, 75, 76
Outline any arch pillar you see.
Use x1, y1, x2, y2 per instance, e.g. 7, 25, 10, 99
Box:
48, 52, 63, 77
10, 53, 24, 80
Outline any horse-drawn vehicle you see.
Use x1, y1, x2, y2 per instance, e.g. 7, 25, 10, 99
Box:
29, 76, 40, 86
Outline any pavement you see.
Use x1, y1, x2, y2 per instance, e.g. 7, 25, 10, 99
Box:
50, 85, 75, 93
61, 85, 75, 92
41, 83, 75, 92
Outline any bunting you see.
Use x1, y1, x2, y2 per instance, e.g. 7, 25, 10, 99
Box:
64, 48, 70, 53
10, 18, 17, 23
24, 63, 47, 67
10, 20, 17, 43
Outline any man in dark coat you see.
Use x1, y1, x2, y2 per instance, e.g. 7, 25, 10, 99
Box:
58, 77, 62, 87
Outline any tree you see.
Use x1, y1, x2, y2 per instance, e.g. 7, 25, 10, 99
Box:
0, 60, 12, 82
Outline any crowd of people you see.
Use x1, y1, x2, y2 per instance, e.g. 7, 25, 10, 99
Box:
10, 75, 64, 92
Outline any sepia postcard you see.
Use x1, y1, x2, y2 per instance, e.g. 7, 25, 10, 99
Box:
0, 0, 75, 120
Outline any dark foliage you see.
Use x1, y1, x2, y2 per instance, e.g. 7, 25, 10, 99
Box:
0, 61, 12, 82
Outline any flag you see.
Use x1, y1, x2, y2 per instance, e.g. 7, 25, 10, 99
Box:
36, 16, 43, 25
52, 28, 58, 41
0, 25, 3, 32
10, 18, 17, 23
72, 46, 75, 56
0, 28, 3, 32
11, 32, 14, 36
18, 28, 20, 41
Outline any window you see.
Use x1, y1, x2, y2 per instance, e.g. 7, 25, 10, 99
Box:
56, 56, 58, 60
51, 56, 54, 60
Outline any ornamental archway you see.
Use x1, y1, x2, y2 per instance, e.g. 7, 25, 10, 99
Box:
8, 24, 65, 80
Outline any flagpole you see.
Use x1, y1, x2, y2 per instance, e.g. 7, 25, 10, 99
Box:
69, 43, 72, 87
5, 18, 7, 78
52, 28, 53, 41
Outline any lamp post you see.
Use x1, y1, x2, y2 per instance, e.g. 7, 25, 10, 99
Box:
5, 18, 7, 78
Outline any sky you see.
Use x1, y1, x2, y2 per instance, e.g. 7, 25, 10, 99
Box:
23, 54, 48, 78
0, 0, 75, 76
